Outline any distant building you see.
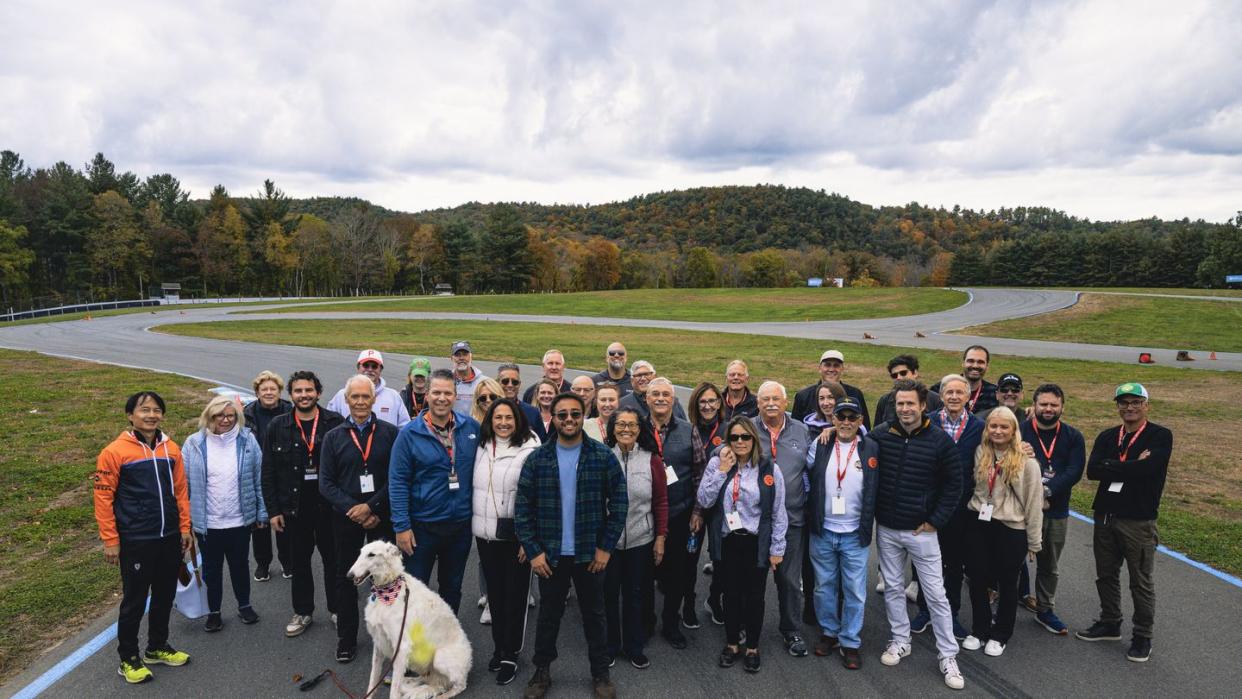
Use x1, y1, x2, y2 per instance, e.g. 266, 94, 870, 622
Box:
434, 283, 454, 296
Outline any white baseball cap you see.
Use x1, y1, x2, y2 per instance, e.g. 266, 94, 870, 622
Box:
819, 350, 845, 363
357, 349, 384, 366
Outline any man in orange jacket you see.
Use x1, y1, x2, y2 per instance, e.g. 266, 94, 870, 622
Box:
93, 391, 194, 684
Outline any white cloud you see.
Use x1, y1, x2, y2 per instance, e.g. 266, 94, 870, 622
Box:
2, 0, 1239, 221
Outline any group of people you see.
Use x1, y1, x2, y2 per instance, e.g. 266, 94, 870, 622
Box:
93, 341, 1173, 696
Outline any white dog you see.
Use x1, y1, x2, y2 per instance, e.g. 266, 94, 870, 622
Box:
347, 540, 472, 699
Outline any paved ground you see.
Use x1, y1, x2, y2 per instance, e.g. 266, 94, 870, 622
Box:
3, 288, 1242, 697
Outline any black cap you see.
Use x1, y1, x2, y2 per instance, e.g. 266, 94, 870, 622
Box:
998, 373, 1022, 389
833, 399, 862, 416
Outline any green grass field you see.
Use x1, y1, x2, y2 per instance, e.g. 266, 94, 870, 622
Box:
961, 293, 1242, 353
161, 317, 1242, 577
240, 287, 968, 322
0, 349, 214, 683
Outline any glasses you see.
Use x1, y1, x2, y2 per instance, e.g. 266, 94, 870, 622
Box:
499, 378, 521, 386
889, 369, 910, 379
608, 350, 626, 357
728, 433, 754, 442
698, 397, 721, 406
999, 387, 1021, 394
835, 413, 861, 422
476, 394, 496, 405
215, 413, 237, 422
633, 372, 654, 380
554, 410, 584, 420
614, 421, 639, 431
1117, 399, 1145, 408
360, 362, 381, 370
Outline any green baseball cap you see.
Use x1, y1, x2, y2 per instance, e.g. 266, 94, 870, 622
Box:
409, 357, 432, 378
1114, 382, 1149, 401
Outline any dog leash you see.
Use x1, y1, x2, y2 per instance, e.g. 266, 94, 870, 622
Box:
299, 586, 411, 698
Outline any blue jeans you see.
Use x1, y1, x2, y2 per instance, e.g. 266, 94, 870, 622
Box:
810, 528, 870, 649
402, 519, 472, 614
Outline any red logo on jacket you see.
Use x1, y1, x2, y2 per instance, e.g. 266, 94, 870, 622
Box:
763, 474, 775, 487
867, 457, 878, 469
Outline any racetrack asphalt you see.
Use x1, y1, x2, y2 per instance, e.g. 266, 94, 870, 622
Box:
3, 287, 1241, 697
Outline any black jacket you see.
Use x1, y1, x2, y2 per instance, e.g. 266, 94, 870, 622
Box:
720, 388, 759, 422
243, 398, 292, 447
399, 385, 427, 418
808, 432, 880, 546
260, 406, 345, 518
792, 382, 870, 430
871, 418, 962, 531
319, 416, 399, 519
873, 389, 943, 428
1087, 421, 1173, 521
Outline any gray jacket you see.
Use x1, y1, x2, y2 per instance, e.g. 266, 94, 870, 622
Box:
751, 415, 810, 527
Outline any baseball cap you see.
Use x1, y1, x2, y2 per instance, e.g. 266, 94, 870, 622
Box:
833, 399, 862, 416
998, 373, 1023, 389
450, 340, 472, 355
408, 356, 432, 378
1114, 382, 1149, 401
819, 350, 845, 363
356, 349, 384, 366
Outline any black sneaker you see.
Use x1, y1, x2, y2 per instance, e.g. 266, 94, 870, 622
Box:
1076, 620, 1122, 642
784, 633, 808, 657
706, 595, 725, 625
487, 653, 502, 672
204, 612, 222, 632
681, 605, 701, 630
718, 645, 741, 668
238, 606, 259, 625
253, 564, 271, 582
630, 653, 650, 669
743, 651, 761, 673
281, 568, 293, 580
497, 660, 518, 685
1127, 637, 1152, 662
663, 626, 687, 649
336, 643, 356, 663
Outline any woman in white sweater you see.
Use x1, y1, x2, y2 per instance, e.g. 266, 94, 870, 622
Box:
471, 397, 540, 686
962, 406, 1043, 657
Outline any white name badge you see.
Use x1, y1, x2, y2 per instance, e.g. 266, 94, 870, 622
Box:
725, 510, 745, 531
360, 473, 375, 493
448, 474, 461, 491
978, 503, 994, 521
831, 496, 847, 515
1108, 481, 1124, 493
303, 472, 318, 481
665, 465, 680, 485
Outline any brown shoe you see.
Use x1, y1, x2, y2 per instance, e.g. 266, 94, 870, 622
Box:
840, 647, 862, 670
592, 674, 617, 699
523, 666, 552, 699
1021, 595, 1039, 613
814, 635, 839, 656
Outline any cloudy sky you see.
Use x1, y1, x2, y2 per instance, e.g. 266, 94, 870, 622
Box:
3, 0, 1240, 221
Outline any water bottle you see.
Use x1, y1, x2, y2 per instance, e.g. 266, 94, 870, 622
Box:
686, 531, 700, 554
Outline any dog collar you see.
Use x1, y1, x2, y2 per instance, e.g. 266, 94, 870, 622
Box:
370, 577, 404, 605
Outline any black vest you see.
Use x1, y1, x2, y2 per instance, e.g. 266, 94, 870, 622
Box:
711, 457, 777, 568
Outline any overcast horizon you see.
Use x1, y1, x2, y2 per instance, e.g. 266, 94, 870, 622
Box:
4, 0, 1241, 223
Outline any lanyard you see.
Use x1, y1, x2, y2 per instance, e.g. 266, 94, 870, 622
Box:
939, 409, 966, 442
424, 413, 455, 464
651, 420, 666, 458
967, 382, 984, 412
704, 420, 720, 447
987, 457, 1002, 499
1031, 419, 1060, 464
834, 438, 858, 492
731, 467, 742, 510
1117, 422, 1147, 461
349, 422, 375, 470
295, 409, 319, 457
766, 422, 782, 461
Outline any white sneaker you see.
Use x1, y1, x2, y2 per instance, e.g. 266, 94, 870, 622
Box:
880, 640, 911, 666
940, 656, 965, 690
480, 603, 492, 625
330, 613, 338, 627
703, 562, 713, 575
904, 580, 920, 602
984, 640, 1005, 657
961, 635, 982, 651
875, 578, 886, 593
285, 614, 312, 637
477, 595, 488, 609
528, 594, 536, 608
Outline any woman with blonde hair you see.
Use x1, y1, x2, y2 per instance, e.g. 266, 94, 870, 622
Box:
182, 395, 266, 632
961, 406, 1043, 657
471, 377, 505, 423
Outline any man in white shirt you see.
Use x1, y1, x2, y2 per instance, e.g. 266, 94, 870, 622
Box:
327, 349, 410, 428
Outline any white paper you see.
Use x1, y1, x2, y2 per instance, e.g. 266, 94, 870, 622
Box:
303, 472, 318, 481
448, 477, 460, 491
665, 465, 680, 485
978, 503, 993, 521
725, 511, 744, 531
831, 496, 847, 515
1108, 481, 1124, 493
360, 473, 375, 493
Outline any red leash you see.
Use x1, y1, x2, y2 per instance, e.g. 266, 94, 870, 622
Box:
299, 586, 411, 698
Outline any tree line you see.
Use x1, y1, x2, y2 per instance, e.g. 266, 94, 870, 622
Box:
2, 151, 1240, 310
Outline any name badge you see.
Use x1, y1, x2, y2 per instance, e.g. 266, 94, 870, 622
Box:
664, 465, 679, 485
360, 473, 375, 493
978, 503, 994, 521
448, 473, 461, 491
1108, 481, 1124, 493
725, 510, 744, 531
303, 472, 318, 481
831, 496, 847, 516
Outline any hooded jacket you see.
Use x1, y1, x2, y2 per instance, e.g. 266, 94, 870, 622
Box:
93, 430, 190, 546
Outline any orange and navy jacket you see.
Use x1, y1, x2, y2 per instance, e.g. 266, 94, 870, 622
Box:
93, 430, 191, 546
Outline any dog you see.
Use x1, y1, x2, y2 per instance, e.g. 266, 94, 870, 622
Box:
347, 540, 472, 699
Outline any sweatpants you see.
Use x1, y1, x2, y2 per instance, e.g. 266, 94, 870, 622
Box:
876, 525, 958, 659
196, 526, 252, 614
1093, 515, 1157, 638
117, 534, 182, 660
333, 514, 393, 646
477, 538, 532, 661
721, 533, 769, 650
964, 519, 1028, 643
533, 557, 610, 679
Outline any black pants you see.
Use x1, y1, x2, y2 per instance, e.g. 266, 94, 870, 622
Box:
196, 526, 252, 614
252, 522, 290, 570
658, 509, 702, 627
605, 542, 653, 658
477, 538, 532, 661
333, 514, 394, 646
916, 506, 969, 617
721, 533, 768, 650
532, 557, 610, 679
288, 491, 336, 617
117, 534, 181, 660
965, 518, 1028, 643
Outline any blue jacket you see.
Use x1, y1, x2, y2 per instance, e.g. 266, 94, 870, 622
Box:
389, 411, 480, 531
183, 427, 267, 534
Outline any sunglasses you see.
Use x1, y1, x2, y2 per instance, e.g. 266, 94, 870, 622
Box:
608, 350, 626, 357
835, 413, 861, 422
476, 394, 496, 405
999, 387, 1021, 394
499, 378, 521, 386
889, 369, 910, 379
728, 433, 754, 442
360, 362, 381, 370
554, 410, 584, 420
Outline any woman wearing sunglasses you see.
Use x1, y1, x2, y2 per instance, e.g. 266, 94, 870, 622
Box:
471, 378, 505, 424
696, 417, 787, 674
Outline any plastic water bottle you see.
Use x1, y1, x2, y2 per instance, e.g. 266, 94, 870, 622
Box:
686, 531, 700, 553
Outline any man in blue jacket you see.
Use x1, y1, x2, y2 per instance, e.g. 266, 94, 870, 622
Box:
871, 380, 965, 691
390, 369, 480, 614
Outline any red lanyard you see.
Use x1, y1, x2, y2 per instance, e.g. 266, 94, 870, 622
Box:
1117, 422, 1147, 461
731, 467, 742, 508
939, 409, 966, 442
651, 420, 666, 458
704, 420, 720, 447
295, 409, 320, 457
349, 422, 375, 468
987, 459, 1002, 498
766, 422, 782, 461
424, 413, 454, 462
967, 382, 984, 412
1031, 419, 1060, 463
833, 438, 858, 491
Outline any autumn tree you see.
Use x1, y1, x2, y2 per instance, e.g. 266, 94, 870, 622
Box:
580, 237, 621, 290
88, 191, 150, 296
680, 246, 719, 287
195, 186, 249, 295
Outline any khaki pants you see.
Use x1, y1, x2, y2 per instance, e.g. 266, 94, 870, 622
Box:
1092, 516, 1157, 638
1034, 516, 1068, 612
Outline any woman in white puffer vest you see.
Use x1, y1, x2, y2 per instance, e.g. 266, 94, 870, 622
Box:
471, 397, 541, 686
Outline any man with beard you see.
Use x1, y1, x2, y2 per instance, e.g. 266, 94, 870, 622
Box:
327, 349, 410, 428
592, 342, 633, 397
1018, 384, 1085, 636
792, 350, 870, 430
523, 350, 571, 404
450, 341, 488, 414
932, 346, 998, 415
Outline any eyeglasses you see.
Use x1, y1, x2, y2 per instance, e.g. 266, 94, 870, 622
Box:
499, 378, 521, 386
728, 433, 754, 442
889, 369, 910, 379
632, 371, 654, 379
476, 394, 496, 405
608, 350, 626, 357
835, 413, 861, 422
554, 410, 584, 420
614, 421, 639, 431
698, 397, 721, 406
215, 413, 237, 421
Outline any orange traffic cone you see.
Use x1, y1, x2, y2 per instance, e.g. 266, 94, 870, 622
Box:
1138, 352, 1154, 364
1210, 352, 1218, 360
863, 332, 876, 339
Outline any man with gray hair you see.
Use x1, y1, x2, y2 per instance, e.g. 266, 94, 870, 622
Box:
450, 340, 488, 414
523, 349, 571, 404
618, 361, 686, 420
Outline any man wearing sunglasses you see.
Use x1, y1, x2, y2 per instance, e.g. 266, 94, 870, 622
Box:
327, 349, 411, 428
516, 393, 628, 699
873, 354, 943, 428
496, 363, 548, 442
591, 342, 633, 397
